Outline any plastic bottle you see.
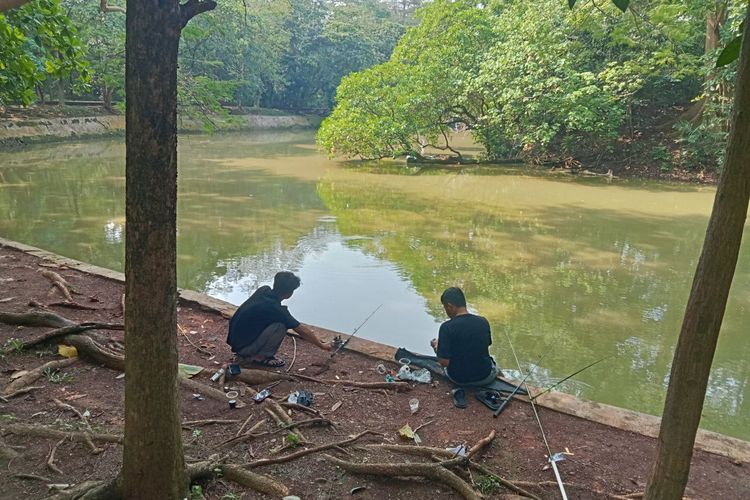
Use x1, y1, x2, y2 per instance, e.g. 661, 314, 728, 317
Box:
210, 368, 225, 382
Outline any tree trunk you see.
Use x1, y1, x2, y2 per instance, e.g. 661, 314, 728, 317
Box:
122, 0, 186, 498
644, 4, 750, 500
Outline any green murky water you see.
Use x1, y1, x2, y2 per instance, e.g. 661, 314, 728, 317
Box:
1, 130, 748, 440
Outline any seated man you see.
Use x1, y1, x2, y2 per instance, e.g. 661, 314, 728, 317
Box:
430, 287, 498, 388
227, 271, 329, 367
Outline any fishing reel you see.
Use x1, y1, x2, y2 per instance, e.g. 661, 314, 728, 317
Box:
332, 335, 345, 350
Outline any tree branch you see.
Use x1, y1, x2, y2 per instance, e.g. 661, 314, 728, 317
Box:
99, 0, 126, 14
180, 0, 217, 29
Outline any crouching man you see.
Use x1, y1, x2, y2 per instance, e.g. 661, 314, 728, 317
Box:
227, 271, 329, 367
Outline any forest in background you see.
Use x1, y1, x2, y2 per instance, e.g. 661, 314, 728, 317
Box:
1, 0, 746, 173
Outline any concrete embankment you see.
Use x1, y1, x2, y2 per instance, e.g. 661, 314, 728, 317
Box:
0, 114, 321, 147
0, 234, 748, 464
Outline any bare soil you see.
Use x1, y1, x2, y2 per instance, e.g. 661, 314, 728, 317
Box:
0, 244, 747, 499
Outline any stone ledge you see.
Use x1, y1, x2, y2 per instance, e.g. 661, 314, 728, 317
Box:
1, 235, 748, 463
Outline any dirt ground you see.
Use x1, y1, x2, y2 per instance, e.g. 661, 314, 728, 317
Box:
0, 244, 747, 499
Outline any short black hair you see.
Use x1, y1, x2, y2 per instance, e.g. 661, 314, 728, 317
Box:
273, 271, 301, 296
440, 287, 466, 307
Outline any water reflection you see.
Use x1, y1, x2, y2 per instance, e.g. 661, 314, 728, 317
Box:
0, 131, 748, 440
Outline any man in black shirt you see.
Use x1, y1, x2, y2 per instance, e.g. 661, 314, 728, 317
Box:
227, 271, 329, 367
430, 287, 498, 388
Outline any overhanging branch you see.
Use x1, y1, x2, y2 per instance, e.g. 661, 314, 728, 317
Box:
100, 0, 125, 14
180, 0, 217, 28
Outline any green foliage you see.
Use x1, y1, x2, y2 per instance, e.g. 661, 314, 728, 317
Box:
0, 0, 88, 105
476, 475, 503, 495
5, 338, 23, 352
42, 367, 73, 384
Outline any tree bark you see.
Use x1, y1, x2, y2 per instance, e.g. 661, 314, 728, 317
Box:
644, 4, 750, 499
122, 0, 186, 497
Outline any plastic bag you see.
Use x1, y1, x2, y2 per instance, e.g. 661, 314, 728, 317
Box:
396, 365, 432, 384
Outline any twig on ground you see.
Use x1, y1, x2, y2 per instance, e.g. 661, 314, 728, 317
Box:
53, 398, 91, 431
294, 373, 411, 391
12, 473, 51, 482
413, 420, 434, 434
47, 301, 99, 311
280, 402, 321, 416
236, 414, 254, 436
46, 438, 66, 474
181, 419, 239, 428
245, 430, 382, 469
177, 324, 213, 357
217, 419, 267, 449
286, 335, 297, 373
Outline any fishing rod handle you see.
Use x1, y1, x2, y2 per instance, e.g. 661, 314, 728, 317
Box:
493, 397, 512, 417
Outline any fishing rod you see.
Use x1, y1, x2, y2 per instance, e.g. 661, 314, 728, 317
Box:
329, 303, 383, 359
530, 355, 611, 402
503, 330, 568, 500
493, 353, 545, 417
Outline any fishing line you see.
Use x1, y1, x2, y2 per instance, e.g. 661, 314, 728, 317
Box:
503, 329, 568, 500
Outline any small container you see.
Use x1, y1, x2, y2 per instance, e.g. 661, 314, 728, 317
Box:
253, 388, 270, 403
228, 399, 237, 409
409, 398, 419, 414
210, 368, 225, 382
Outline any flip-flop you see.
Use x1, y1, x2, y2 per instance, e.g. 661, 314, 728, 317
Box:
252, 356, 286, 368
475, 389, 503, 411
452, 388, 467, 409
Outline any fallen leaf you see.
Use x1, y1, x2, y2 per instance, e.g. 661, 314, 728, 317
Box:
58, 345, 78, 358
177, 363, 204, 378
331, 401, 342, 412
115, 373, 125, 379
398, 424, 415, 440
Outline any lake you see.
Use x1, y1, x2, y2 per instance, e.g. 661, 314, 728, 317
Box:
0, 130, 748, 440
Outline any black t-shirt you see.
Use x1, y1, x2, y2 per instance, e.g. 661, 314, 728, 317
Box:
437, 313, 493, 384
227, 286, 300, 352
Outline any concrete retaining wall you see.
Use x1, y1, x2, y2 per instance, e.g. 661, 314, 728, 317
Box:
0, 114, 321, 146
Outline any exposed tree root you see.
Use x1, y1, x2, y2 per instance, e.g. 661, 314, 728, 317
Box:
228, 368, 294, 386
280, 401, 322, 416
3, 358, 77, 396
47, 301, 99, 311
325, 454, 481, 500
181, 419, 239, 428
178, 375, 246, 408
3, 385, 44, 399
13, 473, 51, 482
41, 270, 75, 302
1, 423, 122, 445
188, 461, 289, 497
46, 437, 66, 474
53, 399, 91, 431
7, 322, 122, 353
365, 442, 539, 500
0, 310, 75, 328
61, 335, 123, 371
217, 419, 267, 449
245, 430, 382, 468
294, 372, 411, 391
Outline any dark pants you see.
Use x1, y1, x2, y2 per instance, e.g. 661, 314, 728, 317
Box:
445, 359, 499, 387
236, 322, 287, 358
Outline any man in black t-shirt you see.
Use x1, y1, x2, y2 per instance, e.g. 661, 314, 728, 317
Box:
430, 287, 498, 387
227, 271, 329, 367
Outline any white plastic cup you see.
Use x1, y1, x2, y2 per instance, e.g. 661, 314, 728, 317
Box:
409, 398, 419, 414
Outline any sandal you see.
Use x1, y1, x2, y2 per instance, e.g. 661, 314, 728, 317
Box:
452, 388, 467, 409
252, 356, 286, 368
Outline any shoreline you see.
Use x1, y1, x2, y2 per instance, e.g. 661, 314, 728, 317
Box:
2, 235, 747, 463
0, 113, 322, 148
